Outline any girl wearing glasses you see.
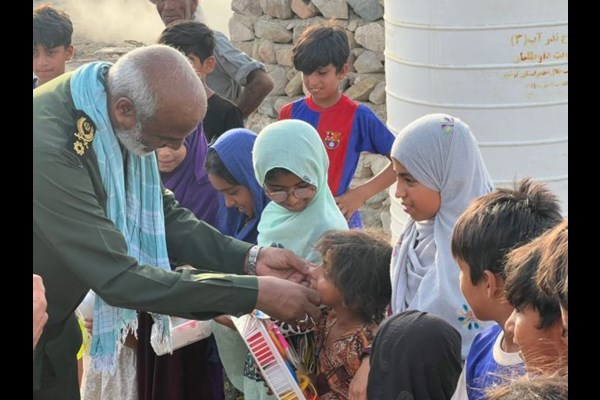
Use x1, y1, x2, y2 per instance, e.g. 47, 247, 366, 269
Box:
253, 119, 348, 263
215, 119, 349, 400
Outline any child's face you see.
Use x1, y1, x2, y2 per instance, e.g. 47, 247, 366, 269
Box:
505, 306, 567, 372
33, 44, 73, 86
187, 54, 215, 82
302, 63, 349, 108
309, 254, 343, 307
392, 159, 441, 221
208, 173, 255, 218
457, 259, 491, 321
264, 172, 316, 213
157, 145, 187, 173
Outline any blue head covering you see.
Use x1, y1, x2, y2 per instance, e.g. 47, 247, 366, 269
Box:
212, 128, 269, 244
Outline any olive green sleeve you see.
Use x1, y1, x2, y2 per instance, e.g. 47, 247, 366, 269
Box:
162, 187, 253, 274
33, 151, 258, 320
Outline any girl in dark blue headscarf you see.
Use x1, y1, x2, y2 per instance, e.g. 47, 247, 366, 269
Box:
207, 128, 272, 398
206, 128, 269, 244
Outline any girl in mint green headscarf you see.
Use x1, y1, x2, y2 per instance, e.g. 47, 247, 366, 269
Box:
214, 119, 348, 400
253, 119, 348, 263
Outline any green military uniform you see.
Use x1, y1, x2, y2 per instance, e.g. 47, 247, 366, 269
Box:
33, 73, 258, 398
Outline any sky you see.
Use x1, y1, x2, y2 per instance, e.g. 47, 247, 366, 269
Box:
55, 0, 233, 44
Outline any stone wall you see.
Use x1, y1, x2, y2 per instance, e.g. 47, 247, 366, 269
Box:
229, 0, 391, 235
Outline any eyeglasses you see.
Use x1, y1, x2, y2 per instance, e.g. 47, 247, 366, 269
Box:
264, 185, 316, 203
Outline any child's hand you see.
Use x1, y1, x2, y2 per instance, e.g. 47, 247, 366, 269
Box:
84, 317, 93, 336
335, 189, 367, 221
213, 315, 236, 330
349, 357, 370, 400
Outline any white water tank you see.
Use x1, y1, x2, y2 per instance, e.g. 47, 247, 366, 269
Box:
385, 0, 568, 241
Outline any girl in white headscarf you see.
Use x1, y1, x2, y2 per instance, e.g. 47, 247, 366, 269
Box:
389, 113, 494, 358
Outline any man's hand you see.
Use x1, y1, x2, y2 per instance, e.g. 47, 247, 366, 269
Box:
254, 247, 313, 285
33, 274, 48, 350
256, 276, 321, 323
348, 356, 370, 400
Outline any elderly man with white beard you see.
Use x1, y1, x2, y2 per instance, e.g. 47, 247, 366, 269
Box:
33, 44, 320, 400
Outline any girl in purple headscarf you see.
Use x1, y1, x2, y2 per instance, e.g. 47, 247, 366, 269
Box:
157, 124, 220, 225
139, 124, 222, 400
205, 128, 269, 244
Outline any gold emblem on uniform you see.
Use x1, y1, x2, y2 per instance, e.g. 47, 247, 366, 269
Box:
73, 115, 95, 156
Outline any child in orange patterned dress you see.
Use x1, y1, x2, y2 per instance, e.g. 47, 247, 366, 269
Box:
306, 230, 391, 400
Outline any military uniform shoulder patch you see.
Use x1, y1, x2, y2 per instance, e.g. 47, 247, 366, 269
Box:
70, 110, 96, 157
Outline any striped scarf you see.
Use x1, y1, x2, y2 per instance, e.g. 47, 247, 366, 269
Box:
70, 61, 172, 373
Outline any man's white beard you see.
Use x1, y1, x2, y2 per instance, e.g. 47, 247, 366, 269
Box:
115, 122, 152, 157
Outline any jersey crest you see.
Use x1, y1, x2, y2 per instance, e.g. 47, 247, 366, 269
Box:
323, 130, 342, 150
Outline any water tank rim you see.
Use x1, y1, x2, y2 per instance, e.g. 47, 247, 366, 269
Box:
385, 90, 568, 109
383, 16, 568, 31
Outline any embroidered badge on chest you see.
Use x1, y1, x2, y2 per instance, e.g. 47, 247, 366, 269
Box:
71, 111, 96, 157
323, 130, 342, 150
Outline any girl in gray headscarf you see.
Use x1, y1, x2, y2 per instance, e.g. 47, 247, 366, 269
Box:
389, 113, 494, 358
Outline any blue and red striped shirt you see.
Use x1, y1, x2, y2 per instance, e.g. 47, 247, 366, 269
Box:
279, 94, 394, 197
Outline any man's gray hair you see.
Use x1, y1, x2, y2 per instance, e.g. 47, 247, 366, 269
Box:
107, 44, 203, 125
106, 49, 158, 125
